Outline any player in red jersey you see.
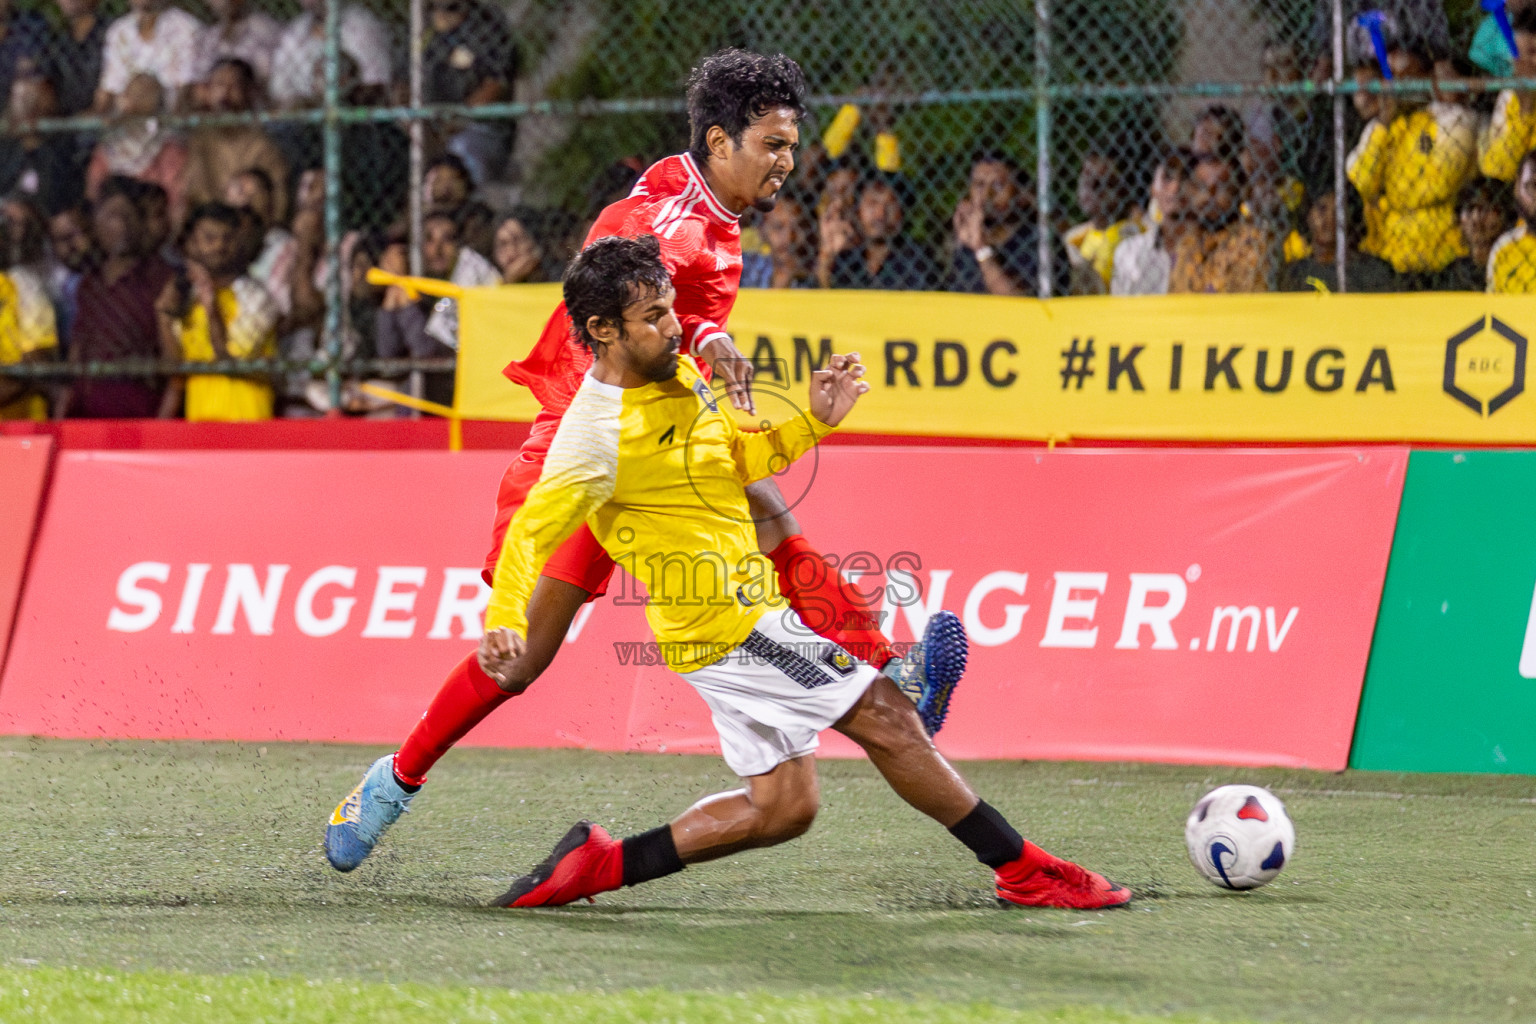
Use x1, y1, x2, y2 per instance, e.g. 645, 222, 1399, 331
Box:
324, 50, 966, 873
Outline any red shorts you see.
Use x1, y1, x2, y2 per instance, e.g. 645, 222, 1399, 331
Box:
479, 409, 616, 600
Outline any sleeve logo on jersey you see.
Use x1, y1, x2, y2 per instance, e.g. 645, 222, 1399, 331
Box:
692, 377, 720, 413
820, 646, 858, 677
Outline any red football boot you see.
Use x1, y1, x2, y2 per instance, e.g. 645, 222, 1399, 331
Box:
494, 821, 624, 908
995, 841, 1133, 909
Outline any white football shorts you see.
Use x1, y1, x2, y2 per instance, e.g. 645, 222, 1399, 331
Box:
679, 608, 878, 778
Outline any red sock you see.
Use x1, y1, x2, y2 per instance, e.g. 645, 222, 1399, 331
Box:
393, 652, 512, 786
769, 534, 896, 669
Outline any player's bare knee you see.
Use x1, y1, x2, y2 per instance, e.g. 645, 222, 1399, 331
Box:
846, 687, 928, 760
759, 795, 818, 844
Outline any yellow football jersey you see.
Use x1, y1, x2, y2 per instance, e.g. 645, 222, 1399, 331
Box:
487, 356, 830, 672
1347, 103, 1477, 273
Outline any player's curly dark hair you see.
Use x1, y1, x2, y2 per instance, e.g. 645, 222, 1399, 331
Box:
687, 49, 808, 166
563, 234, 672, 355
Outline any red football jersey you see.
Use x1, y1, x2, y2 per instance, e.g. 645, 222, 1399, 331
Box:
504, 153, 743, 413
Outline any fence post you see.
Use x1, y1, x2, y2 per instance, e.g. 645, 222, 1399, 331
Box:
321, 0, 343, 410
1034, 0, 1053, 299
408, 0, 426, 408
1332, 0, 1347, 292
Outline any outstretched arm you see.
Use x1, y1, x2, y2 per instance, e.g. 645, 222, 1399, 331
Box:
483, 385, 622, 658
729, 352, 867, 483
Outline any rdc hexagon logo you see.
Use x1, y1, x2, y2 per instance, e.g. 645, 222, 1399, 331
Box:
1443, 316, 1527, 416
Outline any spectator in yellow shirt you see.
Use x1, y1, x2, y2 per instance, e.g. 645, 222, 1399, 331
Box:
1065, 152, 1141, 294
1477, 8, 1536, 184
0, 269, 57, 420
1346, 41, 1479, 282
0, 215, 58, 420
156, 201, 279, 421
1488, 151, 1536, 293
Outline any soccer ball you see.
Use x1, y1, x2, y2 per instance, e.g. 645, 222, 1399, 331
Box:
1185, 784, 1295, 890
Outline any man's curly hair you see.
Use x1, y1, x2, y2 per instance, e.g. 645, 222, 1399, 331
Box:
563, 234, 672, 354
687, 49, 808, 166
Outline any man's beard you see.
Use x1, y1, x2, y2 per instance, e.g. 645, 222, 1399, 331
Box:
642, 349, 679, 382
752, 193, 780, 214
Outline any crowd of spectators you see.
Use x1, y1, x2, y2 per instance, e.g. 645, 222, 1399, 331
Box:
3, 0, 1536, 424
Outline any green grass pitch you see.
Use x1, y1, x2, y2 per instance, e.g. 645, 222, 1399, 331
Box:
1, 737, 1533, 1023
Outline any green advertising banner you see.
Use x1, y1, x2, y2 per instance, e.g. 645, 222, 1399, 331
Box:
1352, 450, 1536, 773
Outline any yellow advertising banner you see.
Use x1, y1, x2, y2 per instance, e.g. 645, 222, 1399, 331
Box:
456, 286, 1536, 443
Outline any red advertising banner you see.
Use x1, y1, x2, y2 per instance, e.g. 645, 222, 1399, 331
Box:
0, 447, 1406, 769
0, 436, 52, 673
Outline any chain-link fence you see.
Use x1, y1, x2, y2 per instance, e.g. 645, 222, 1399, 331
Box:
0, 0, 1527, 422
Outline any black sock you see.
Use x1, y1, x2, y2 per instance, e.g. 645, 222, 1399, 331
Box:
391, 770, 421, 794
620, 825, 685, 887
948, 800, 1024, 868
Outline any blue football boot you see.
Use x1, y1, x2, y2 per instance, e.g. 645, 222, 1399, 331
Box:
883, 609, 969, 736
325, 754, 417, 871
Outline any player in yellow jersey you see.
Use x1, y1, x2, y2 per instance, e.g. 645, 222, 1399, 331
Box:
478, 235, 1130, 911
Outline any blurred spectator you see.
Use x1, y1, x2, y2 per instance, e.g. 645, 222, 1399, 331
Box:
270, 0, 392, 110
270, 54, 407, 235
1065, 152, 1140, 294
1435, 176, 1516, 290
416, 153, 494, 255
1477, 8, 1536, 183
1347, 40, 1478, 285
157, 201, 279, 421
47, 203, 94, 352
4, 194, 57, 327
184, 59, 289, 223
50, 0, 108, 117
1488, 152, 1536, 293
492, 207, 554, 284
1471, 0, 1534, 76
137, 180, 176, 265
375, 211, 495, 407
0, 70, 82, 215
86, 73, 187, 223
0, 0, 48, 112
282, 168, 325, 334
458, 199, 495, 261
817, 152, 868, 217
1191, 105, 1245, 164
949, 152, 1068, 296
1169, 155, 1269, 293
194, 0, 281, 89
741, 196, 815, 289
1309, 1, 1451, 78
424, 153, 473, 217
96, 0, 204, 112
1279, 188, 1396, 292
423, 0, 517, 185
224, 167, 296, 315
820, 176, 937, 290
57, 177, 175, 418
1246, 41, 1310, 180
0, 217, 56, 422
1112, 146, 1197, 296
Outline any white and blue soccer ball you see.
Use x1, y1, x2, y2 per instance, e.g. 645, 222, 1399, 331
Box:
1185, 784, 1296, 890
